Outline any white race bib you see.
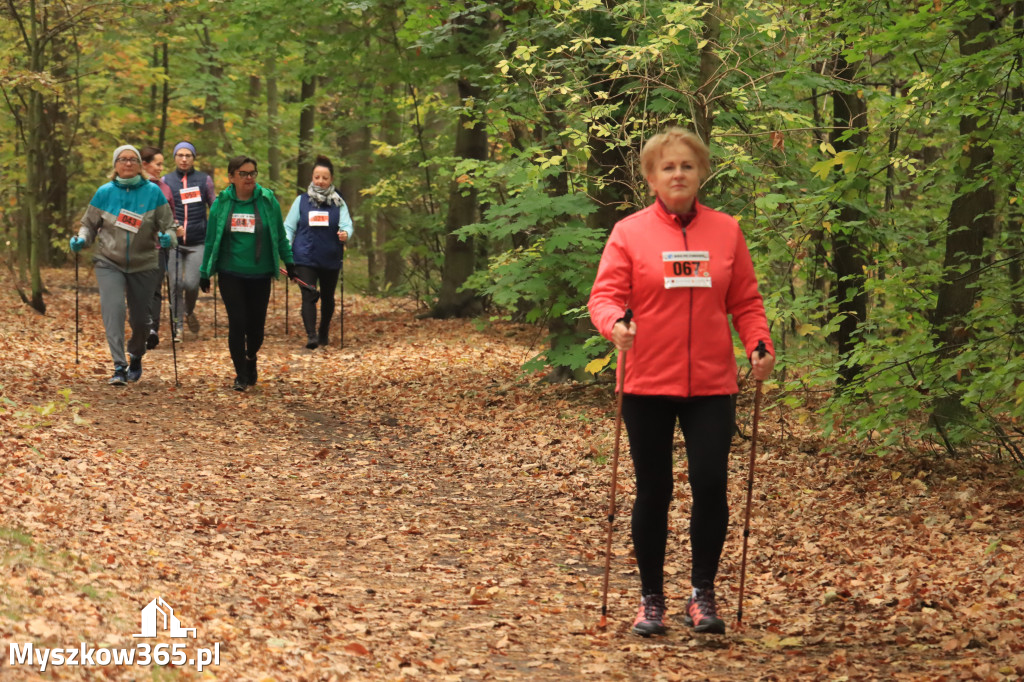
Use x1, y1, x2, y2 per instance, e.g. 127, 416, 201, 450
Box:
230, 213, 256, 233
115, 209, 143, 233
663, 251, 712, 288
308, 211, 331, 227
180, 186, 202, 205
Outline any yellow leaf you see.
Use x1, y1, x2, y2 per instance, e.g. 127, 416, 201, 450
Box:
796, 323, 819, 337
585, 354, 612, 376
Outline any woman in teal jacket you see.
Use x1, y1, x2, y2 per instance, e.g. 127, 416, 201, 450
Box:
70, 144, 176, 385
199, 155, 295, 391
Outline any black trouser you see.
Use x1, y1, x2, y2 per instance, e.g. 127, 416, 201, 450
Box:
295, 265, 339, 341
621, 393, 734, 595
217, 273, 271, 382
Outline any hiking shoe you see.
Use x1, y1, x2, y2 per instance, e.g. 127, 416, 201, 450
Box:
233, 376, 248, 392
305, 336, 318, 349
108, 367, 128, 386
631, 593, 668, 637
186, 312, 199, 333
683, 588, 726, 634
245, 356, 258, 386
317, 334, 329, 348
127, 355, 142, 383
146, 329, 159, 349
173, 326, 183, 343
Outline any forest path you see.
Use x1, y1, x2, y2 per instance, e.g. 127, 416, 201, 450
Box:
1, 267, 1022, 681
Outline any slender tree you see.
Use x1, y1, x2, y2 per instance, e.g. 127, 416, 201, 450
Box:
929, 11, 999, 442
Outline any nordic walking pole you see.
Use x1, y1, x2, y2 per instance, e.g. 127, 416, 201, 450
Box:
279, 268, 320, 301
737, 339, 768, 627
74, 251, 80, 364
599, 308, 633, 630
344, 241, 348, 348
213, 274, 218, 339
165, 261, 179, 387
285, 272, 289, 336
174, 244, 181, 343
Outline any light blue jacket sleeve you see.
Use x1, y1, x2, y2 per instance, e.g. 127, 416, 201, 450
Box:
284, 196, 301, 245
339, 199, 354, 239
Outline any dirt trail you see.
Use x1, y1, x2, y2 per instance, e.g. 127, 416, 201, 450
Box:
2, 268, 1022, 681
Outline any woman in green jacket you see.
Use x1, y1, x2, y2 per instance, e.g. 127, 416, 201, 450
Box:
199, 155, 295, 391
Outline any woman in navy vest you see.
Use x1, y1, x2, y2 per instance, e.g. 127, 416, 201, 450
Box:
284, 155, 354, 349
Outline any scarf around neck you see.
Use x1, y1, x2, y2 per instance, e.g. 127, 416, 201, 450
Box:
306, 182, 342, 207
113, 174, 145, 188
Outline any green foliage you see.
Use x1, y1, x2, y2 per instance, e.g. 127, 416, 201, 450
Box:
2, 0, 1024, 456
457, 160, 605, 372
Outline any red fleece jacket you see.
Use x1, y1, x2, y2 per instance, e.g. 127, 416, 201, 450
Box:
588, 200, 774, 397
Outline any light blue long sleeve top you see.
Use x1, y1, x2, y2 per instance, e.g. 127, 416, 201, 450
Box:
284, 193, 354, 245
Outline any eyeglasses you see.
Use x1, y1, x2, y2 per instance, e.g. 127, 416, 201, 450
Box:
116, 157, 140, 165
235, 170, 258, 179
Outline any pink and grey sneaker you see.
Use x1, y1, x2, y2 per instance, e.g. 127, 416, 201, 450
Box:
683, 588, 726, 634
631, 593, 667, 637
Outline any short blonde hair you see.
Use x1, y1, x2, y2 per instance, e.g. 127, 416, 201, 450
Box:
639, 128, 711, 182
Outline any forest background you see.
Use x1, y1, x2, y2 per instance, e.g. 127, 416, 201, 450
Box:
4, 0, 1024, 464
2, 1, 1024, 679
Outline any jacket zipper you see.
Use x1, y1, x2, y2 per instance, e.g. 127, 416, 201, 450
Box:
181, 172, 189, 245
124, 185, 132, 270
682, 221, 692, 397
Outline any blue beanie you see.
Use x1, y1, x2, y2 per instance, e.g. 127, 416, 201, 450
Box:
173, 141, 197, 157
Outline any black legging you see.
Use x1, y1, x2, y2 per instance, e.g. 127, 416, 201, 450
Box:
295, 265, 339, 340
217, 272, 272, 381
621, 393, 734, 595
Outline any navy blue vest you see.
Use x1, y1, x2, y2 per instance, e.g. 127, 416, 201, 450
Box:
293, 194, 343, 269
162, 169, 214, 244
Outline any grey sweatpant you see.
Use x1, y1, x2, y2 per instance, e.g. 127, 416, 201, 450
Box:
167, 243, 205, 331
94, 262, 161, 369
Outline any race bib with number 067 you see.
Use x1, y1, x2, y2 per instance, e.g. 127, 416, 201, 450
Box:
663, 251, 711, 288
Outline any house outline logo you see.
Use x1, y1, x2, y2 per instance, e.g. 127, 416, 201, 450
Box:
132, 597, 197, 639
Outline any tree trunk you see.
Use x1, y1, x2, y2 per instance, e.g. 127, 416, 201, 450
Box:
41, 94, 68, 267
158, 42, 169, 150
930, 14, 997, 437
266, 53, 282, 185
198, 26, 225, 175
297, 58, 317, 193
432, 75, 487, 318
25, 0, 46, 312
380, 102, 404, 291
830, 51, 869, 384
245, 75, 261, 124
1009, 2, 1024, 324
27, 85, 45, 313
150, 45, 159, 118
694, 1, 722, 145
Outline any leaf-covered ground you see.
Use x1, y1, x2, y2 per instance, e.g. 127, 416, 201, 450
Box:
1, 266, 1022, 681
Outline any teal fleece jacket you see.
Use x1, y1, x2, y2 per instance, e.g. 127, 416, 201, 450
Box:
77, 180, 176, 272
200, 184, 294, 279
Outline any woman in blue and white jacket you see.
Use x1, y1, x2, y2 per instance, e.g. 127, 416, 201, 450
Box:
70, 144, 176, 385
284, 155, 354, 349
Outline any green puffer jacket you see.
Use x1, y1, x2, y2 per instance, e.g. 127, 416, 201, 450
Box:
200, 184, 294, 279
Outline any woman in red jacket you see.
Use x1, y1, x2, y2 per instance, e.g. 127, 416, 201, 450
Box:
588, 128, 775, 637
